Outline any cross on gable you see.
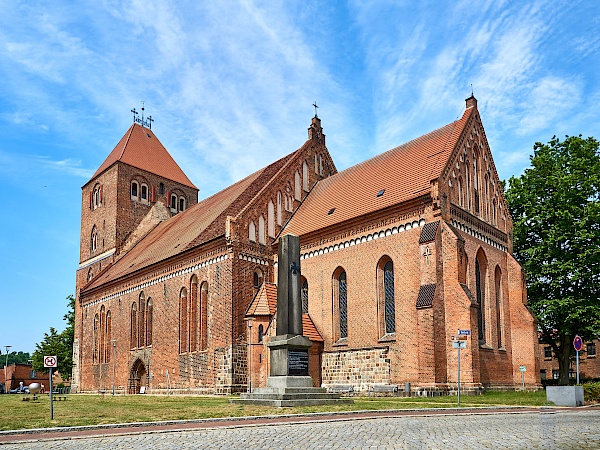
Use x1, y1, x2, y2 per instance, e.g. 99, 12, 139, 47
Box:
423, 246, 432, 266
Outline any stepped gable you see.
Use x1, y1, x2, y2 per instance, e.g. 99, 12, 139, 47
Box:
89, 123, 197, 189
283, 107, 474, 238
82, 153, 290, 292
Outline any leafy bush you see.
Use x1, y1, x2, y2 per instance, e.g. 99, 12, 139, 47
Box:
583, 382, 600, 402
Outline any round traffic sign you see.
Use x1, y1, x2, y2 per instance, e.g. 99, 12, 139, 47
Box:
43, 355, 57, 368
573, 335, 583, 352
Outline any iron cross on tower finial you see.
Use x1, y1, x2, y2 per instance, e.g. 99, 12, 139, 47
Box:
313, 101, 318, 118
131, 102, 155, 129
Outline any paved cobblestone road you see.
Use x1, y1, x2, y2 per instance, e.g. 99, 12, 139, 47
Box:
2, 410, 599, 449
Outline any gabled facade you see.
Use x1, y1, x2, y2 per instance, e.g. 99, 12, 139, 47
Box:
72, 99, 538, 394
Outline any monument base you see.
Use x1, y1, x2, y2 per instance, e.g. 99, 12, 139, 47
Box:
231, 380, 354, 407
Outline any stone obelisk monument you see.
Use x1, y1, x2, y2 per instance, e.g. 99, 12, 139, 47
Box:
233, 234, 352, 406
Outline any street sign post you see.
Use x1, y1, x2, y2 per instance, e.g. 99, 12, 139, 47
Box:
574, 335, 583, 384
519, 366, 526, 390
451, 339, 467, 405
44, 355, 57, 420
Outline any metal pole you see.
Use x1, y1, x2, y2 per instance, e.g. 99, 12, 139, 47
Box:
49, 367, 54, 420
521, 371, 525, 391
457, 346, 461, 406
4, 346, 11, 393
576, 350, 580, 384
247, 321, 253, 393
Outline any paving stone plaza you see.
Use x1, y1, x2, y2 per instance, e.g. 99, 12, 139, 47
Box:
2, 409, 599, 449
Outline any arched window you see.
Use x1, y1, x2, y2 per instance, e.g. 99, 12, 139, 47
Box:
465, 164, 471, 209
294, 171, 301, 200
301, 278, 308, 314
93, 184, 102, 209
314, 154, 319, 174
495, 266, 503, 348
146, 299, 153, 347
258, 215, 265, 245
258, 324, 264, 342
200, 282, 208, 350
179, 196, 186, 212
333, 268, 348, 341
303, 161, 309, 191
131, 181, 139, 199
105, 310, 112, 363
130, 302, 138, 349
91, 226, 98, 253
319, 155, 323, 176
141, 184, 148, 201
100, 306, 106, 364
179, 288, 188, 353
93, 314, 99, 364
377, 258, 396, 336
170, 194, 177, 210
254, 269, 263, 289
138, 293, 146, 348
457, 177, 463, 207
475, 249, 487, 343
190, 276, 199, 352
249, 221, 256, 242
277, 192, 282, 226
268, 201, 275, 238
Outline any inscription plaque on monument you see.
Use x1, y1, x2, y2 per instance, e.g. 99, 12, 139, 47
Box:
288, 349, 309, 376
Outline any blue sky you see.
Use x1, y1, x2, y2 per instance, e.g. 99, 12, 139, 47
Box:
0, 0, 598, 355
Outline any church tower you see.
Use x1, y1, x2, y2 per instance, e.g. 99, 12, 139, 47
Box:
76, 120, 198, 289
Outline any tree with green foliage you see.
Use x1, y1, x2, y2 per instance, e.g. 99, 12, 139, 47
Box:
0, 350, 32, 367
506, 135, 600, 385
32, 295, 75, 379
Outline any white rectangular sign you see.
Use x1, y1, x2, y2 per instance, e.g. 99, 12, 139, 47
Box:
452, 341, 466, 349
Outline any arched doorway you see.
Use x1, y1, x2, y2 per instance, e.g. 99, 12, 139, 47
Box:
129, 359, 147, 394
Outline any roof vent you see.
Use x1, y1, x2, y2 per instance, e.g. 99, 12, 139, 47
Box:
328, 208, 335, 215
377, 189, 385, 197
147, 133, 152, 138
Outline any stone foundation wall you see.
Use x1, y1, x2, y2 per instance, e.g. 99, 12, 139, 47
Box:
322, 347, 390, 393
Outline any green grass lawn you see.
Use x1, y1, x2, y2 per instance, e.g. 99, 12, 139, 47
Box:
0, 390, 549, 432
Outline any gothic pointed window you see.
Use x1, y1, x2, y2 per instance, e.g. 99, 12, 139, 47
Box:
249, 221, 256, 242
179, 288, 188, 353
495, 266, 503, 348
138, 293, 146, 348
258, 215, 265, 245
301, 278, 308, 314
333, 268, 348, 341
105, 310, 112, 363
294, 171, 301, 201
130, 302, 138, 349
100, 306, 106, 363
93, 314, 99, 364
91, 226, 98, 254
190, 276, 198, 352
476, 249, 487, 343
141, 184, 148, 201
277, 192, 282, 226
268, 201, 275, 238
377, 257, 396, 334
200, 282, 208, 350
146, 299, 153, 347
179, 196, 186, 212
303, 161, 309, 191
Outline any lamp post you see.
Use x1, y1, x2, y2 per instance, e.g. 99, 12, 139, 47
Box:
4, 346, 12, 393
245, 319, 254, 393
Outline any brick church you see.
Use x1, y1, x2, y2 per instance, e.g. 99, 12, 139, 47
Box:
72, 96, 539, 395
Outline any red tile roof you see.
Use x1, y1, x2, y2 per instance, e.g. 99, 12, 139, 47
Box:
89, 123, 197, 189
302, 314, 323, 342
83, 155, 289, 291
283, 107, 473, 237
246, 283, 278, 316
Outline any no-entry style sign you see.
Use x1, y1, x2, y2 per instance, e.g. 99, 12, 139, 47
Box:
44, 355, 58, 368
573, 335, 583, 352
